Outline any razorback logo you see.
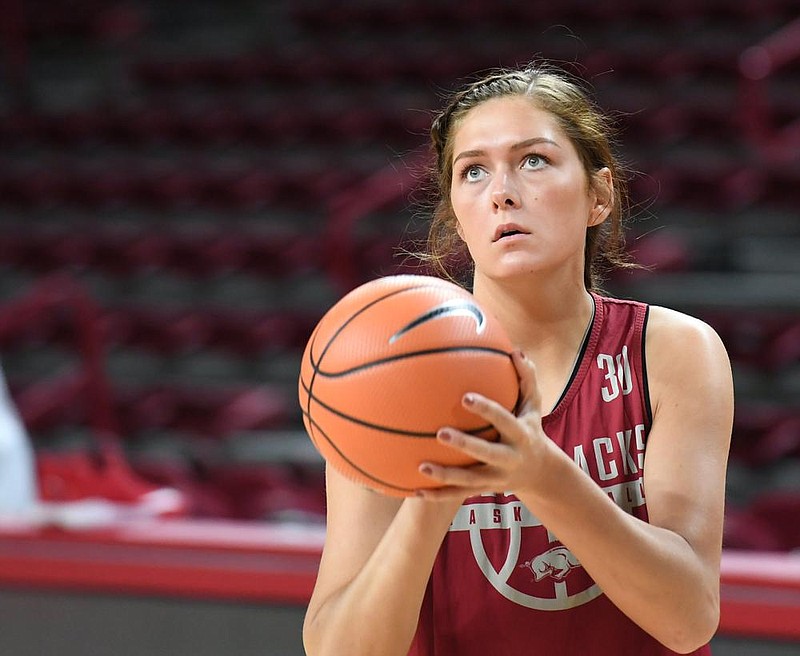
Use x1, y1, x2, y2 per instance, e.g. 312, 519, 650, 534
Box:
449, 499, 603, 610
521, 546, 581, 582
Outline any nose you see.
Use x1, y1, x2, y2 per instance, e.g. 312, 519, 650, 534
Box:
491, 174, 520, 210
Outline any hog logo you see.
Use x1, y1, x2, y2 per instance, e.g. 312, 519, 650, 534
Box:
450, 499, 603, 610
521, 546, 581, 582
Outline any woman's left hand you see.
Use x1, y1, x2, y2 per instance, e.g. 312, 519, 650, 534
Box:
416, 350, 553, 500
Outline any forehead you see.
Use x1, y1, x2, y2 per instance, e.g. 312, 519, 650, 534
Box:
451, 96, 566, 152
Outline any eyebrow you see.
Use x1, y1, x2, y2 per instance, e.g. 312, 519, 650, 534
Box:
453, 137, 561, 166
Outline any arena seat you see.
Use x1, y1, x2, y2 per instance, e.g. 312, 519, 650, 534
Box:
755, 416, 800, 465
129, 457, 236, 518
0, 0, 797, 555
112, 384, 292, 439
729, 404, 800, 467
723, 505, 784, 551
748, 490, 800, 551
199, 461, 325, 522
102, 306, 214, 355
700, 311, 800, 372
10, 373, 90, 434
764, 320, 800, 369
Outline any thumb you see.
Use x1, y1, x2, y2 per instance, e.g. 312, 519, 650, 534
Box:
512, 350, 543, 418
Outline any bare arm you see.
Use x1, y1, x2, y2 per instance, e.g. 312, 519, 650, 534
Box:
303, 465, 462, 656
419, 307, 733, 653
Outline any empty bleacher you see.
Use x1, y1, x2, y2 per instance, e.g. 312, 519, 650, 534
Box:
0, 0, 797, 549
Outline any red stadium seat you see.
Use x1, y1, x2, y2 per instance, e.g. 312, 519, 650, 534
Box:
114, 383, 291, 439
730, 404, 800, 467
723, 505, 784, 551
765, 320, 800, 369
749, 491, 800, 551
11, 373, 89, 434
0, 0, 796, 537
202, 461, 325, 522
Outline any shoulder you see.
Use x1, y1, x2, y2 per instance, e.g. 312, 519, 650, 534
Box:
644, 305, 733, 414
645, 305, 728, 359
597, 295, 726, 357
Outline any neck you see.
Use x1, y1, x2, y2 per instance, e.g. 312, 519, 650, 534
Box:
472, 273, 595, 354
472, 273, 596, 413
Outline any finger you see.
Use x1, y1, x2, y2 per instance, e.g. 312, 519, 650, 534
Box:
437, 427, 510, 463
418, 460, 491, 489
459, 392, 527, 445
512, 350, 542, 418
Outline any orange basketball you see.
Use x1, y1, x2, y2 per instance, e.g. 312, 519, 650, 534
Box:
298, 275, 519, 497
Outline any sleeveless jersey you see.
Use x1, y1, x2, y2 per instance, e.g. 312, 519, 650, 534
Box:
409, 294, 711, 656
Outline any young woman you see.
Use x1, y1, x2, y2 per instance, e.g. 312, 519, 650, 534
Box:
302, 63, 733, 655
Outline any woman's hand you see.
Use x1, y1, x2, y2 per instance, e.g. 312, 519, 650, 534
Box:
416, 350, 553, 500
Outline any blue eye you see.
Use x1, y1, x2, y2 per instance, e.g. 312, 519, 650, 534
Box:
462, 165, 486, 182
523, 154, 547, 169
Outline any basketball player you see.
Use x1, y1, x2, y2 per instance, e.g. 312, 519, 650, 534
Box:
303, 63, 733, 655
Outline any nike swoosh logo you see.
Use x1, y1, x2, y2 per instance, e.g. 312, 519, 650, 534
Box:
389, 300, 486, 344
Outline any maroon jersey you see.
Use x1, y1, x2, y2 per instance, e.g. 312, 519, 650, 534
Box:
410, 294, 711, 655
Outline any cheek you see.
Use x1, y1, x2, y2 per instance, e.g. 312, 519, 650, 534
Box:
542, 179, 593, 222
449, 193, 472, 241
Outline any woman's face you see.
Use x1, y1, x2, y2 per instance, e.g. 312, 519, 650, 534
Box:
448, 96, 610, 285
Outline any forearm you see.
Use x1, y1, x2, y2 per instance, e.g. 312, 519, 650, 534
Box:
304, 497, 459, 656
519, 445, 719, 652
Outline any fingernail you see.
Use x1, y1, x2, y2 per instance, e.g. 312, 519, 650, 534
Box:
463, 393, 475, 406
419, 463, 433, 475
438, 429, 452, 442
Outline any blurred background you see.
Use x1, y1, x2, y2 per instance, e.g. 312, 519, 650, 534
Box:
0, 0, 798, 654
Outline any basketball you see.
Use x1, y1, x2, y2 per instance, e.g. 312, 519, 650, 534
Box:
298, 274, 519, 497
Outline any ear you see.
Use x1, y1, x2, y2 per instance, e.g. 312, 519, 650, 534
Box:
588, 167, 613, 227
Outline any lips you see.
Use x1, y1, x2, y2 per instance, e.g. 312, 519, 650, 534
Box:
493, 223, 530, 242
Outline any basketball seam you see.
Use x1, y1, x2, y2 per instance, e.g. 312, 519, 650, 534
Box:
298, 375, 500, 438
309, 283, 450, 370
313, 345, 513, 378
301, 410, 417, 495
303, 285, 429, 452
